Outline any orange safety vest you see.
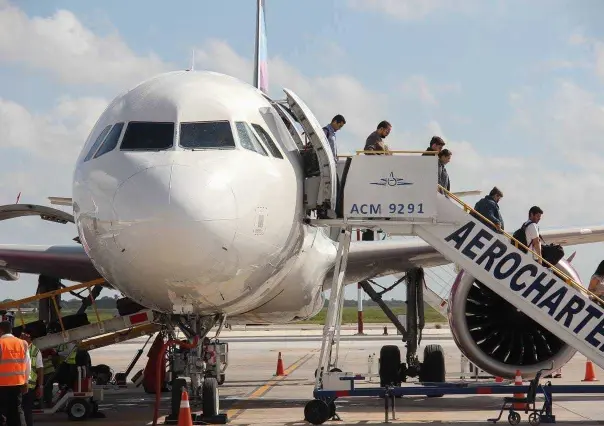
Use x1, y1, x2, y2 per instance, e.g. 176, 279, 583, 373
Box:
0, 336, 28, 386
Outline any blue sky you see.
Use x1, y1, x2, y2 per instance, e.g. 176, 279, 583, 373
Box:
0, 0, 604, 304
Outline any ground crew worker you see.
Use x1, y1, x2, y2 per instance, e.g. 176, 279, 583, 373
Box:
40, 348, 56, 407
20, 332, 43, 426
56, 342, 77, 389
0, 320, 30, 426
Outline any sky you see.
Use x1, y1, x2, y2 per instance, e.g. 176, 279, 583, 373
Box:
1, 0, 604, 305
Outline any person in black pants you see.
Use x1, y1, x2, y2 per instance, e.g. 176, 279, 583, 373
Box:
0, 320, 30, 426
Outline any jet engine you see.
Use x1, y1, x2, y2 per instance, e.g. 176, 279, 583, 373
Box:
448, 257, 582, 379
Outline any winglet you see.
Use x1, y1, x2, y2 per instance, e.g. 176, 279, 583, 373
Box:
48, 197, 73, 207
567, 251, 576, 263
253, 0, 269, 94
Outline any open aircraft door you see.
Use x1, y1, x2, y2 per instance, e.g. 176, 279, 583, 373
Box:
283, 89, 338, 218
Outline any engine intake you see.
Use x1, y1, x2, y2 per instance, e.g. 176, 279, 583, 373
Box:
448, 258, 581, 379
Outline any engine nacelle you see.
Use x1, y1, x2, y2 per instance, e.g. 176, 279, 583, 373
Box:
448, 258, 582, 379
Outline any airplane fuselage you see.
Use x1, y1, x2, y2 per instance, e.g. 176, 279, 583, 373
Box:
73, 71, 335, 323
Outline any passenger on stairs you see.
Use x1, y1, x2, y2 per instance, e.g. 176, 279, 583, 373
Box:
524, 206, 543, 261
588, 260, 604, 308
437, 149, 452, 195
322, 114, 346, 159
472, 187, 504, 233
422, 136, 446, 156
363, 121, 392, 155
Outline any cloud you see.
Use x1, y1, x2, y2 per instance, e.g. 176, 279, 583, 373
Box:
566, 30, 604, 82
194, 40, 389, 154
0, 96, 108, 163
0, 1, 168, 88
400, 75, 461, 107
347, 0, 453, 20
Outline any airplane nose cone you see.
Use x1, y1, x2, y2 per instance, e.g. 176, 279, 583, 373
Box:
112, 164, 237, 222
111, 164, 240, 288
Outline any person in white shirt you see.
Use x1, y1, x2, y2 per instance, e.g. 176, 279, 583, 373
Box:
524, 206, 543, 261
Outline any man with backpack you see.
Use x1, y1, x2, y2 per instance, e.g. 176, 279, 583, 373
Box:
512, 206, 564, 267
512, 206, 543, 260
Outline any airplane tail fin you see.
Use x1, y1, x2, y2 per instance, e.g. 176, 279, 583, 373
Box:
253, 0, 269, 94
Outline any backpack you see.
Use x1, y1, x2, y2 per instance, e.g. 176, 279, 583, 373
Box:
511, 221, 532, 253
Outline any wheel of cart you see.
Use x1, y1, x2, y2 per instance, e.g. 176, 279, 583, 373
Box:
304, 399, 330, 425
67, 398, 92, 421
528, 412, 541, 426
507, 410, 520, 425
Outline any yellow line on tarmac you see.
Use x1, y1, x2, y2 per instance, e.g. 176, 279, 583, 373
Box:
226, 349, 318, 421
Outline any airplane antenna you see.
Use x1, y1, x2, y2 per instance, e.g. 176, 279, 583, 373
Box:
253, 0, 269, 93
186, 49, 195, 71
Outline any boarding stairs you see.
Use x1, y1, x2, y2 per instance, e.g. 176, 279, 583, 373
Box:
0, 279, 160, 351
312, 153, 604, 385
411, 192, 604, 372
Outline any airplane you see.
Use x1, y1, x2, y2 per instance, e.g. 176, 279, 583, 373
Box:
0, 0, 603, 411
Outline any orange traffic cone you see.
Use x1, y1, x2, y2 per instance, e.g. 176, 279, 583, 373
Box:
513, 369, 527, 410
178, 389, 193, 426
582, 360, 599, 382
275, 352, 285, 376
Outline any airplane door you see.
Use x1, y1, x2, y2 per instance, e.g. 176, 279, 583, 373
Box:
283, 88, 337, 217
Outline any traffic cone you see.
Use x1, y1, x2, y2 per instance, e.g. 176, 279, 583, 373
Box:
178, 389, 193, 426
275, 352, 285, 376
513, 369, 526, 410
495, 376, 503, 383
582, 360, 599, 382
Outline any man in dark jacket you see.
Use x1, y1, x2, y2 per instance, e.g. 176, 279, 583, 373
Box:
473, 187, 504, 232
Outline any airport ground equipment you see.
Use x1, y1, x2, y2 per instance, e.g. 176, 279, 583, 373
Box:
488, 366, 550, 425
0, 278, 161, 351
306, 372, 604, 425
306, 152, 604, 424
33, 365, 104, 422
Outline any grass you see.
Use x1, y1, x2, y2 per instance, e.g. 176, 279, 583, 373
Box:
298, 306, 445, 324
11, 310, 117, 327
10, 307, 447, 328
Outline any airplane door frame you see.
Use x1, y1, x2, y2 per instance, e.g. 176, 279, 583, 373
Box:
282, 88, 337, 218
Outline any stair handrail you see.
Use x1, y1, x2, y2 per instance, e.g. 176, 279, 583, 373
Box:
439, 185, 604, 305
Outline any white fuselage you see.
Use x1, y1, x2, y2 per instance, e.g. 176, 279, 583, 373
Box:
72, 71, 336, 323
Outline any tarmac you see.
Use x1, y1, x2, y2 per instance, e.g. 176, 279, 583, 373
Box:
33, 324, 604, 425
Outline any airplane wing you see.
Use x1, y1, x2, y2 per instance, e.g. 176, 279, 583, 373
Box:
326, 225, 604, 287
0, 244, 100, 283
0, 203, 101, 283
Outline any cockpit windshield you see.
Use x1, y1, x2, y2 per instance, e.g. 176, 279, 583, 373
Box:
120, 122, 174, 151
180, 121, 236, 150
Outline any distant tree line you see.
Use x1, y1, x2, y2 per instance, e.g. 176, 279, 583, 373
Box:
0, 296, 118, 311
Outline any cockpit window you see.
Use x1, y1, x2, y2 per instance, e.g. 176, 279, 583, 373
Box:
120, 122, 174, 151
180, 121, 235, 149
251, 124, 284, 159
83, 125, 112, 162
94, 123, 124, 159
235, 122, 268, 156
